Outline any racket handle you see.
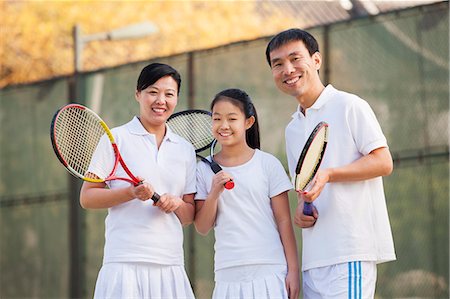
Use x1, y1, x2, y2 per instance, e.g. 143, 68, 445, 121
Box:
303, 202, 314, 216
134, 180, 160, 203
210, 161, 222, 173
151, 192, 160, 203
210, 161, 234, 190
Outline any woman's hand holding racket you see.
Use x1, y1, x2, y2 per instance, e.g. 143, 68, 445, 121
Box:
131, 177, 158, 202
154, 194, 184, 213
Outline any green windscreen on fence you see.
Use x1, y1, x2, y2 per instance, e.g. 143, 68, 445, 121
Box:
1, 3, 448, 298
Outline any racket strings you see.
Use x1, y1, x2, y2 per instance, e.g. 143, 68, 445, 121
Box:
54, 107, 106, 177
296, 127, 328, 190
167, 113, 214, 151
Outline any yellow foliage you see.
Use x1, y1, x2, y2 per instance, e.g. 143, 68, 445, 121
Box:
0, 0, 296, 88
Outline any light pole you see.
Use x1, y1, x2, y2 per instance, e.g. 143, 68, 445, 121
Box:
68, 21, 158, 299
73, 21, 158, 72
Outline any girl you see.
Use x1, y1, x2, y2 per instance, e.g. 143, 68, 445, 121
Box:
194, 88, 300, 299
80, 63, 196, 299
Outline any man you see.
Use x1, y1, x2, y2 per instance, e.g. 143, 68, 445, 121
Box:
266, 28, 396, 298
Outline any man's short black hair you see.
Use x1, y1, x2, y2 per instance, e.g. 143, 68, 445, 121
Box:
265, 28, 320, 67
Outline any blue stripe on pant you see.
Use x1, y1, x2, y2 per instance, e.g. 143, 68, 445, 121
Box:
348, 262, 362, 299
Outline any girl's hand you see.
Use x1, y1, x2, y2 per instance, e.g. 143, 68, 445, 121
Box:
285, 269, 300, 299
154, 193, 183, 213
210, 171, 233, 196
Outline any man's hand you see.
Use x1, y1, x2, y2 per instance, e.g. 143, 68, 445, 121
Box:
301, 168, 330, 202
294, 195, 319, 228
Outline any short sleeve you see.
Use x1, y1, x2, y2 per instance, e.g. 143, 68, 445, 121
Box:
266, 155, 293, 198
87, 133, 115, 180
183, 146, 197, 195
195, 161, 210, 200
349, 99, 388, 156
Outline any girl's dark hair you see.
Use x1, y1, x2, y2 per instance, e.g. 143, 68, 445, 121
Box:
211, 88, 260, 149
136, 63, 181, 94
265, 28, 319, 67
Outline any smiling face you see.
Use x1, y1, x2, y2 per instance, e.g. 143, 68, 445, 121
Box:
135, 75, 178, 132
211, 98, 254, 147
269, 40, 324, 108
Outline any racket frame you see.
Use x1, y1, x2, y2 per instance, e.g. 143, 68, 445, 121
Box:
294, 121, 329, 215
167, 109, 214, 152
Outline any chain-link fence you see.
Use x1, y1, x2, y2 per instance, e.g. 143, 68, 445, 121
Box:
1, 2, 448, 298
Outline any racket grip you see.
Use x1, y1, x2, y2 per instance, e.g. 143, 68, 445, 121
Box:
151, 192, 160, 203
303, 202, 314, 216
134, 180, 160, 203
210, 161, 222, 173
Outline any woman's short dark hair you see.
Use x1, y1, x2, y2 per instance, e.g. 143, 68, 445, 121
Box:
136, 63, 181, 94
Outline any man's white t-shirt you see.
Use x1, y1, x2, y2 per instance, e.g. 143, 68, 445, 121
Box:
88, 116, 197, 266
285, 85, 396, 271
195, 149, 293, 271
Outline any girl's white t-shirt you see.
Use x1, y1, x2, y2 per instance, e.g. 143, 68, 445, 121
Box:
88, 117, 197, 266
195, 149, 293, 271
285, 85, 396, 271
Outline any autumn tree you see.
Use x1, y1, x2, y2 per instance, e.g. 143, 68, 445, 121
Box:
0, 0, 294, 88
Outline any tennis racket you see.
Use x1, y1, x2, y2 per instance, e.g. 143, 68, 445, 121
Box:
167, 109, 234, 190
294, 121, 328, 216
50, 103, 160, 202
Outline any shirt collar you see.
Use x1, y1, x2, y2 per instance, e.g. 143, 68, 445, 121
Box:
126, 116, 181, 143
292, 84, 335, 119
164, 125, 182, 143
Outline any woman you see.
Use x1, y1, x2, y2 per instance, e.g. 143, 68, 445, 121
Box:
80, 63, 196, 299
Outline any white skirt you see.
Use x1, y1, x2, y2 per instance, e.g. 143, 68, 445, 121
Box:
93, 262, 195, 299
212, 264, 288, 299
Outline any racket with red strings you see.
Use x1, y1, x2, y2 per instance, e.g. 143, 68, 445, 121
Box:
50, 103, 160, 202
294, 121, 329, 216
